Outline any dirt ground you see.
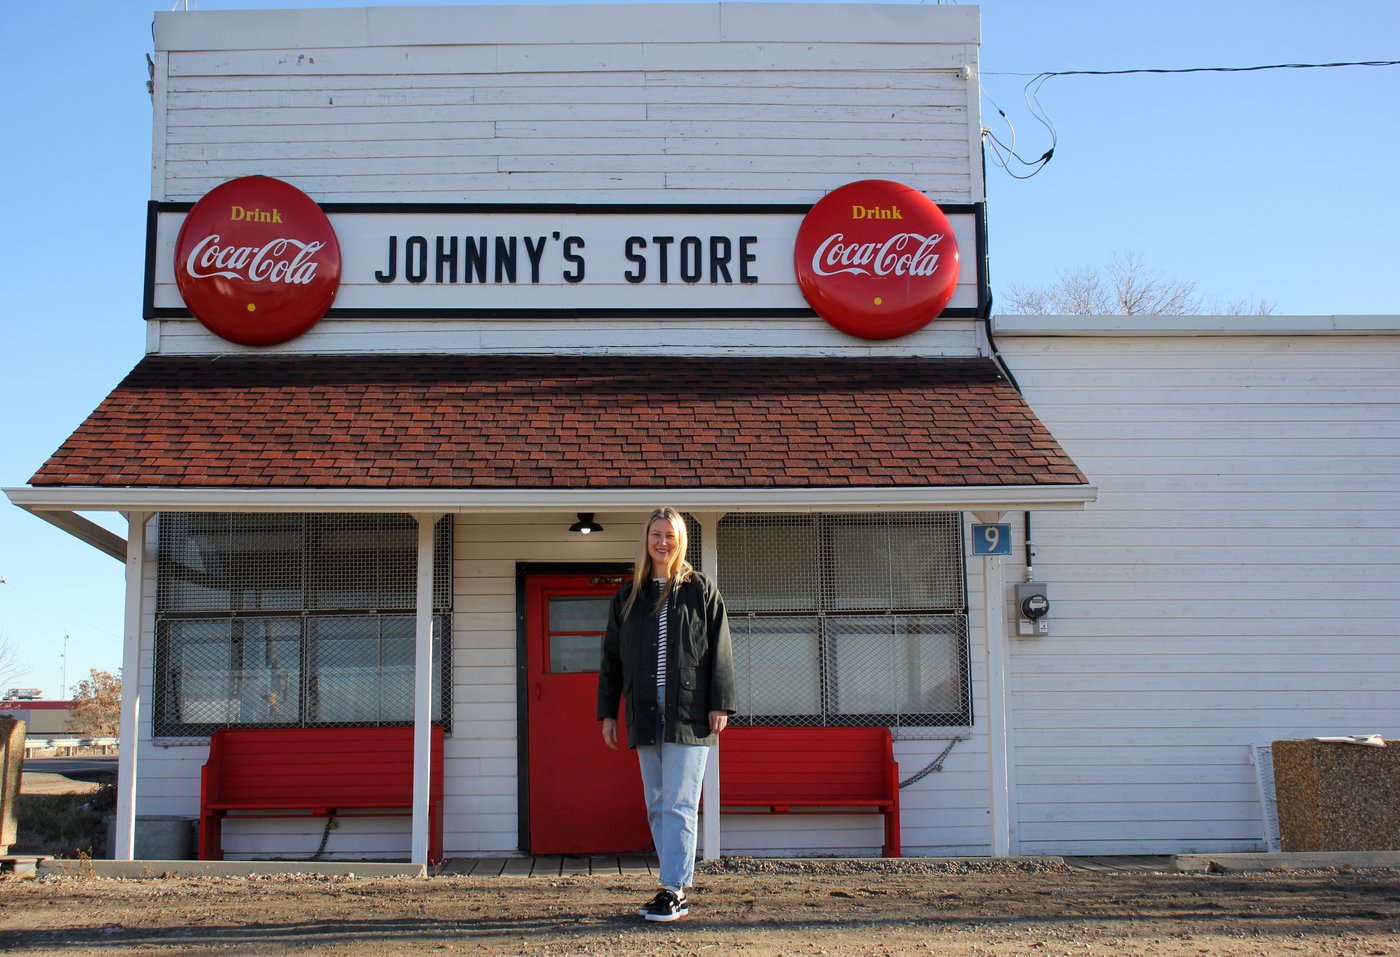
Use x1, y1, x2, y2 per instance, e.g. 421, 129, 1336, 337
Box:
7, 770, 1398, 956
2, 857, 1398, 957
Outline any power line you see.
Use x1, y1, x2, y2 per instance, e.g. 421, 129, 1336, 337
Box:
0, 582, 121, 640
985, 59, 1400, 79
982, 59, 1400, 180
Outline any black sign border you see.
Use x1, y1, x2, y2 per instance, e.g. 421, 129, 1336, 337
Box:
145, 201, 988, 321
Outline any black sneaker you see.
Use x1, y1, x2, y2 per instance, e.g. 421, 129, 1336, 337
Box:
640, 888, 689, 922
638, 889, 689, 917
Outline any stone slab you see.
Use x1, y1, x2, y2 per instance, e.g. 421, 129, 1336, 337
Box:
38, 858, 427, 879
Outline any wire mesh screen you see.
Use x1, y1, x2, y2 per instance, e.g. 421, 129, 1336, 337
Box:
157, 514, 451, 613
682, 512, 702, 572
154, 513, 452, 737
718, 513, 970, 728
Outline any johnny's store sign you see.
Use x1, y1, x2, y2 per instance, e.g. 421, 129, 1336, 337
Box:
151, 176, 983, 345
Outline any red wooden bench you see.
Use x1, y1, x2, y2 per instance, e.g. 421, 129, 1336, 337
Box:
198, 725, 444, 863
717, 725, 901, 857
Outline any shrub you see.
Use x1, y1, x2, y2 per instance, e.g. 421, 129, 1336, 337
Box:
12, 784, 116, 858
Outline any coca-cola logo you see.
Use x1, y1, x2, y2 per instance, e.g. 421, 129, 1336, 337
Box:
174, 176, 341, 346
793, 180, 960, 340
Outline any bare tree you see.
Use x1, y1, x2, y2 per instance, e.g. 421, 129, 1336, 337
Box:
0, 634, 28, 691
1003, 251, 1274, 316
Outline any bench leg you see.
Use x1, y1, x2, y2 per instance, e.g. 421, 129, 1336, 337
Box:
882, 807, 901, 858
430, 801, 443, 866
198, 813, 224, 862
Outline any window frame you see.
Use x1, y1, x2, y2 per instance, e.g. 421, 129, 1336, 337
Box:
152, 513, 452, 739
719, 512, 972, 728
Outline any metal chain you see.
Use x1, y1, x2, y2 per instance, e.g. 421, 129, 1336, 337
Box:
306, 816, 335, 860
896, 735, 967, 789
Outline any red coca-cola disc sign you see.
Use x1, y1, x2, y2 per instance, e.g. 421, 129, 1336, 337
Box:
174, 176, 341, 346
794, 180, 960, 340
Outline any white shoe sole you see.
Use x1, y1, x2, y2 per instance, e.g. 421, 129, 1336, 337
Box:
643, 908, 687, 922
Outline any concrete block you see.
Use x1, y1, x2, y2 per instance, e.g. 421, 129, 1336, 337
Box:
1272, 739, 1400, 852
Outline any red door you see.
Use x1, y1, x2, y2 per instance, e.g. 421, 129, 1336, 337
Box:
525, 572, 652, 855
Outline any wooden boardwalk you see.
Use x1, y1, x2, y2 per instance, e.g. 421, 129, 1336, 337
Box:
1063, 856, 1176, 873
437, 855, 658, 877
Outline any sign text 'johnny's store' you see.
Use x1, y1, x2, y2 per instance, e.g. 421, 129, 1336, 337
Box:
372, 232, 760, 286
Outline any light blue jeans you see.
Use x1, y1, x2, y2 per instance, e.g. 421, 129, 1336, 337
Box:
635, 735, 710, 889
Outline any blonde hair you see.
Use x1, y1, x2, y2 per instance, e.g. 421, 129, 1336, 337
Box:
622, 507, 694, 619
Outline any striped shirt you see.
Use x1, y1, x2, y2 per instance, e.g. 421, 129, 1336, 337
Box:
654, 579, 668, 720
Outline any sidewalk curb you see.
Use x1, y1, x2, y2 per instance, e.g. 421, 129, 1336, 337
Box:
1174, 851, 1400, 873
37, 859, 427, 879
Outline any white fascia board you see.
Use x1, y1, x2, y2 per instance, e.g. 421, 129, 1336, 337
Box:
370, 3, 723, 46
992, 314, 1400, 337
716, 3, 977, 43
7, 484, 1097, 516
155, 3, 976, 52
154, 7, 373, 52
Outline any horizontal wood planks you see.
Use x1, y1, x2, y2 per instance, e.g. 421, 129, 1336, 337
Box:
156, 7, 980, 206
997, 330, 1400, 856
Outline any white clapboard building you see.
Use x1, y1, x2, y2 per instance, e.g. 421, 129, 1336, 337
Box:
7, 3, 1397, 864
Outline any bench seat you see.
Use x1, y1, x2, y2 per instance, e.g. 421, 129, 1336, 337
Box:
198, 725, 444, 863
717, 725, 901, 857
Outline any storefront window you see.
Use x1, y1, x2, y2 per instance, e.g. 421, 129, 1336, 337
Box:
154, 513, 451, 737
718, 512, 970, 727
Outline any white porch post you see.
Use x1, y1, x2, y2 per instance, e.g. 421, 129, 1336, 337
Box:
698, 512, 723, 860
114, 511, 150, 861
973, 511, 1013, 857
982, 550, 1013, 856
970, 509, 1016, 858
411, 513, 442, 867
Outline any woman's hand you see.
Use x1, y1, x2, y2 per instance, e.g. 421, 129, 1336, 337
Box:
601, 717, 619, 750
708, 711, 728, 734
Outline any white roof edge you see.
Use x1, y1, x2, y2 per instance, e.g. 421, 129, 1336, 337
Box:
7, 484, 1096, 516
19, 508, 129, 562
153, 3, 978, 52
991, 314, 1400, 337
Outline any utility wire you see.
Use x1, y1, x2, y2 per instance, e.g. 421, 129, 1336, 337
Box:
986, 59, 1400, 78
983, 59, 1400, 179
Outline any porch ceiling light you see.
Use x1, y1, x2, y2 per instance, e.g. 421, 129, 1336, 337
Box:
568, 512, 604, 535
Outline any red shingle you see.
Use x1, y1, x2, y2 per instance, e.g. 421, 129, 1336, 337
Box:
29, 355, 1086, 490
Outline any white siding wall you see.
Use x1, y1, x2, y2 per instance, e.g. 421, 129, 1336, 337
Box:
995, 321, 1400, 855
153, 4, 979, 206
132, 324, 1400, 860
135, 509, 995, 859
450, 511, 994, 858
130, 4, 996, 858
148, 2, 984, 359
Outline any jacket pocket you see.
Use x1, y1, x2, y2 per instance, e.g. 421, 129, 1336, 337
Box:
676, 667, 710, 722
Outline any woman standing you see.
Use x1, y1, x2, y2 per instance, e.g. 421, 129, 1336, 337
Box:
597, 506, 737, 922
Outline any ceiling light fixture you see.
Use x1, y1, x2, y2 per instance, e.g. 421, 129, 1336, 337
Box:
568, 513, 604, 535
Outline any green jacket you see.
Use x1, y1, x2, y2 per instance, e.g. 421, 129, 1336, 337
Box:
596, 571, 737, 747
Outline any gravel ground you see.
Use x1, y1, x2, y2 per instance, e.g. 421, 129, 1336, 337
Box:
3, 858, 1398, 956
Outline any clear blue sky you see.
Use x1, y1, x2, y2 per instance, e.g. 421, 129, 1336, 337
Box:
2, 0, 1396, 695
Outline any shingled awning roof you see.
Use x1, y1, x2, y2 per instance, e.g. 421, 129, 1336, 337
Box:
28, 354, 1086, 490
